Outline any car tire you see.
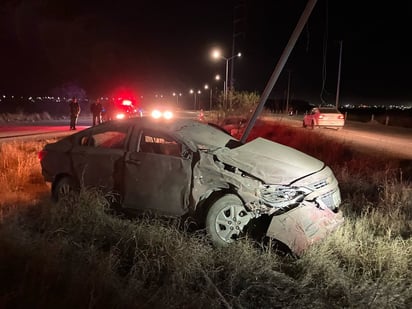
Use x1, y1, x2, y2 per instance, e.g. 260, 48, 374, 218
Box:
52, 176, 78, 201
311, 121, 315, 129
302, 120, 307, 128
205, 194, 252, 246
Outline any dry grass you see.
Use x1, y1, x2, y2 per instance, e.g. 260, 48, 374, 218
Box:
0, 124, 412, 308
0, 140, 51, 212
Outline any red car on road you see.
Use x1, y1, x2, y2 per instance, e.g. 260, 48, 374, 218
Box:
303, 107, 345, 130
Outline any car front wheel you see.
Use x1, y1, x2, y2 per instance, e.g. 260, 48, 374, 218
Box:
52, 176, 78, 201
206, 194, 252, 246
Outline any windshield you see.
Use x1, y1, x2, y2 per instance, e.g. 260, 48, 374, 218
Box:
319, 108, 341, 113
174, 121, 241, 151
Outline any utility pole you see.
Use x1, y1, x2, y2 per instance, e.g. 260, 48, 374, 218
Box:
241, 0, 318, 143
230, 0, 245, 92
335, 40, 343, 109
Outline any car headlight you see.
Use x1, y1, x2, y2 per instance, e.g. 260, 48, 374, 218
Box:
116, 113, 126, 120
151, 110, 162, 119
259, 184, 312, 211
151, 109, 173, 119
163, 110, 173, 119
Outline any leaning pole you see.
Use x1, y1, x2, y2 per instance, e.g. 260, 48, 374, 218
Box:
240, 0, 318, 143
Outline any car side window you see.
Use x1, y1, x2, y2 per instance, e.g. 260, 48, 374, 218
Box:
138, 129, 181, 157
81, 131, 127, 149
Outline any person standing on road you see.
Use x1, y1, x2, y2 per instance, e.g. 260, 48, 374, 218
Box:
90, 98, 102, 126
69, 97, 81, 130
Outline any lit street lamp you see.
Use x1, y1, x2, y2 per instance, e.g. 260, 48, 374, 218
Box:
211, 49, 241, 108
215, 74, 221, 89
214, 74, 222, 108
197, 90, 201, 110
204, 84, 212, 110
172, 92, 182, 105
189, 89, 201, 110
189, 89, 195, 110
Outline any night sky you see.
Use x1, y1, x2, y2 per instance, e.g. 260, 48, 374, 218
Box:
1, 0, 411, 106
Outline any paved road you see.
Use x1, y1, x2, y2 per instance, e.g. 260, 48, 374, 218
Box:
263, 114, 412, 159
0, 120, 90, 142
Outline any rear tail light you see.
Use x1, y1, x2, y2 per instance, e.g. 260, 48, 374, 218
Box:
318, 114, 324, 119
338, 114, 345, 119
38, 150, 47, 161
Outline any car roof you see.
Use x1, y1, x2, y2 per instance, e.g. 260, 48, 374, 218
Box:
101, 116, 238, 151
121, 116, 198, 130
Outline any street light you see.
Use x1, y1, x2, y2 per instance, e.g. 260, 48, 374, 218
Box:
214, 74, 222, 107
189, 89, 201, 110
172, 92, 182, 105
189, 89, 195, 110
211, 49, 241, 108
204, 84, 212, 110
197, 90, 201, 110
215, 74, 222, 88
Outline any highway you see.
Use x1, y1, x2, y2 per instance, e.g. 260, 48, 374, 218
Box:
264, 114, 412, 159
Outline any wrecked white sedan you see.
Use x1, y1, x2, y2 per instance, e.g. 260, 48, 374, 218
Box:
39, 117, 343, 255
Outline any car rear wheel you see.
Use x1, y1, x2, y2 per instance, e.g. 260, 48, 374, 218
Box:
302, 120, 307, 128
52, 176, 78, 201
311, 121, 315, 129
206, 194, 252, 246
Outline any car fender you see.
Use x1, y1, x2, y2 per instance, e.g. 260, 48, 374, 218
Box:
192, 152, 263, 209
192, 153, 231, 205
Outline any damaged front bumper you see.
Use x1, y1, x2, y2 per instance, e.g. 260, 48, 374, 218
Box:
266, 201, 344, 256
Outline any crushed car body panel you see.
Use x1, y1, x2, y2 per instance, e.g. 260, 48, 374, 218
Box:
192, 151, 261, 205
266, 202, 344, 255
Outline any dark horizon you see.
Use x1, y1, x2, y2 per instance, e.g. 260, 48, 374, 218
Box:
1, 1, 412, 106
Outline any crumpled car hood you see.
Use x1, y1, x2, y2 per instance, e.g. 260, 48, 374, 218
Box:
214, 137, 324, 184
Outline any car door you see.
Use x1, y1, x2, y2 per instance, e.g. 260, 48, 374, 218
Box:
122, 128, 193, 217
70, 123, 130, 191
